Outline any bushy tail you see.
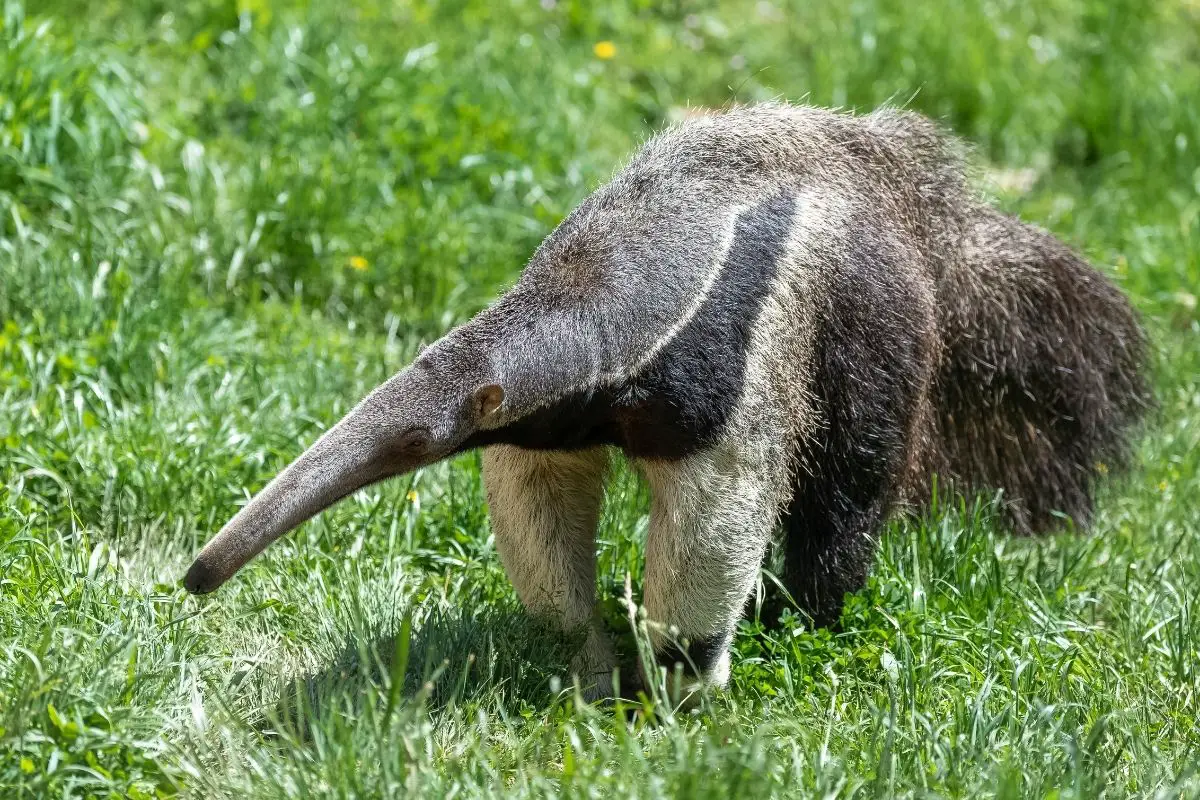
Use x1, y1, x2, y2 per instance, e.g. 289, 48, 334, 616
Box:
922, 207, 1152, 533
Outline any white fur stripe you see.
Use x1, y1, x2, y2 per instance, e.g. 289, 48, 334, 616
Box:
488, 196, 783, 427
624, 203, 746, 376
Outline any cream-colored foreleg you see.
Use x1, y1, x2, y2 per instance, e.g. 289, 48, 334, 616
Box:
483, 444, 616, 699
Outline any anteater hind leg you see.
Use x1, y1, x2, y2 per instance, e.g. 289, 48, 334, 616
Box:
775, 468, 893, 629
772, 364, 935, 628
636, 435, 788, 703
773, 255, 939, 629
482, 445, 616, 700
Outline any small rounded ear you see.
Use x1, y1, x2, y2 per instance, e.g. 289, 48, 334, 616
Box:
473, 384, 505, 419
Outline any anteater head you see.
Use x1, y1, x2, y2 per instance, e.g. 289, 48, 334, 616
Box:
183, 344, 504, 594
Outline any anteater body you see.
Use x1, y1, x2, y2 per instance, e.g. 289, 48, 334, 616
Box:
185, 105, 1149, 701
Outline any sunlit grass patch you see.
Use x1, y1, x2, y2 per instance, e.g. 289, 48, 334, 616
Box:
2, 0, 1199, 796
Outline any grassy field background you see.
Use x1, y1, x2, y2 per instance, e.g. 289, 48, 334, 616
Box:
2, 0, 1199, 796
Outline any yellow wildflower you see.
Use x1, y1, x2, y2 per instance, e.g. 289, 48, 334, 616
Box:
407, 490, 419, 502
348, 255, 369, 271
593, 40, 616, 60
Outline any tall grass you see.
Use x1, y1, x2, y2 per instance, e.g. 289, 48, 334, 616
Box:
2, 0, 1198, 796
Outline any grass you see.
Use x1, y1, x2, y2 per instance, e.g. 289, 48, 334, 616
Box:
2, 0, 1199, 796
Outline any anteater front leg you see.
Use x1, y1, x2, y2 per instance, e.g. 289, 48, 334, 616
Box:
482, 445, 616, 700
636, 438, 786, 704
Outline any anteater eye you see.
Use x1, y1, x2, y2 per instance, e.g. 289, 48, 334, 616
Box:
398, 428, 431, 454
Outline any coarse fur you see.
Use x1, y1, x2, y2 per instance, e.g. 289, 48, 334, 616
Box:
185, 103, 1151, 702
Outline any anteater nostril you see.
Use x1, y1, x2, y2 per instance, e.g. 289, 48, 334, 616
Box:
183, 557, 219, 595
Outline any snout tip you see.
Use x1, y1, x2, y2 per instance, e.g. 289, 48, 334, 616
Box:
183, 556, 223, 595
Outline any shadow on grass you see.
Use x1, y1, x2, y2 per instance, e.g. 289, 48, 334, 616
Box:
262, 603, 582, 738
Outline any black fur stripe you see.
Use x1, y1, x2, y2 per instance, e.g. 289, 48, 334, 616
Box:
656, 632, 726, 677
468, 191, 797, 459
618, 190, 796, 458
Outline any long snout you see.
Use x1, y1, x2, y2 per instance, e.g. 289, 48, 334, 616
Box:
184, 396, 395, 594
